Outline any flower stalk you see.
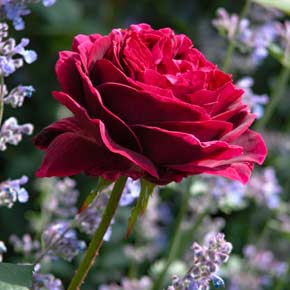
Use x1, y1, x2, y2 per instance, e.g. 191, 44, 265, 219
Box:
67, 176, 128, 290
222, 0, 251, 72
256, 65, 290, 131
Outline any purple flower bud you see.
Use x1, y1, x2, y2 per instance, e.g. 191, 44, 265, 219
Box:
42, 0, 57, 7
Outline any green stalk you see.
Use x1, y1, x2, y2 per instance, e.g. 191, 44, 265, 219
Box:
256, 65, 290, 131
67, 176, 128, 290
222, 0, 251, 72
151, 180, 192, 290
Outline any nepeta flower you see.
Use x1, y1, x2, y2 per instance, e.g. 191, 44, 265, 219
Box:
42, 0, 56, 7
76, 191, 112, 240
212, 8, 249, 40
32, 265, 64, 290
9, 234, 40, 256
0, 175, 29, 207
37, 177, 79, 219
236, 77, 268, 119
248, 167, 282, 209
0, 240, 7, 262
168, 233, 232, 290
0, 0, 57, 30
42, 221, 86, 261
100, 276, 152, 290
3, 85, 34, 107
0, 34, 37, 76
1, 1, 30, 30
213, 7, 277, 65
0, 117, 33, 150
119, 177, 140, 206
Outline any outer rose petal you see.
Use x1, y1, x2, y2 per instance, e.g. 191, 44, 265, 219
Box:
36, 119, 159, 180
34, 117, 82, 150
132, 124, 243, 165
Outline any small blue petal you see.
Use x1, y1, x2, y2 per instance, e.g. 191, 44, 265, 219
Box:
42, 0, 56, 7
211, 274, 225, 288
23, 50, 37, 64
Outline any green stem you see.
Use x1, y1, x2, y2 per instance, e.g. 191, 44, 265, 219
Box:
0, 74, 4, 125
67, 176, 128, 290
256, 66, 290, 131
221, 0, 251, 72
222, 40, 236, 73
151, 179, 192, 290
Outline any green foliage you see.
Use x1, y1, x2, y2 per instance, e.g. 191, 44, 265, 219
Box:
0, 263, 33, 290
252, 0, 290, 15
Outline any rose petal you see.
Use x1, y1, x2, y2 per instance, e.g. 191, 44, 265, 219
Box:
132, 124, 242, 165
98, 83, 210, 124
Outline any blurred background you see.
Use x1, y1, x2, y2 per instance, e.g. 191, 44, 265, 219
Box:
1, 0, 290, 289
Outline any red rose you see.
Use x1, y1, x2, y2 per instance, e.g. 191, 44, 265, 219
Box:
34, 23, 267, 185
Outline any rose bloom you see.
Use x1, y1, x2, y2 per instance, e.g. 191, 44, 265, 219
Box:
34, 24, 266, 185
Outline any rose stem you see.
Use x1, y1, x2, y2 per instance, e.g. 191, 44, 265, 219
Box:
151, 178, 192, 290
222, 0, 251, 72
67, 176, 128, 290
0, 74, 4, 125
255, 65, 290, 131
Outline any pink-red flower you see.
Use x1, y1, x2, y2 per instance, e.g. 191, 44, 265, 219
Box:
34, 24, 267, 185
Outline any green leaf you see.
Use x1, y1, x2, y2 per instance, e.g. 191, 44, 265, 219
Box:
252, 0, 290, 15
0, 263, 33, 290
79, 177, 113, 213
268, 43, 285, 64
126, 179, 155, 238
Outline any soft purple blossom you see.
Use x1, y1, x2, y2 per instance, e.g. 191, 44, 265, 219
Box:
0, 32, 37, 76
76, 191, 113, 241
119, 178, 140, 206
0, 0, 57, 30
42, 0, 56, 7
244, 245, 287, 277
168, 233, 232, 290
37, 177, 79, 219
33, 265, 64, 290
9, 233, 40, 255
0, 117, 33, 150
0, 240, 7, 262
3, 85, 34, 107
212, 8, 249, 40
236, 77, 269, 118
248, 167, 282, 209
100, 276, 152, 290
0, 175, 29, 207
42, 221, 86, 261
2, 1, 30, 30
213, 7, 277, 65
